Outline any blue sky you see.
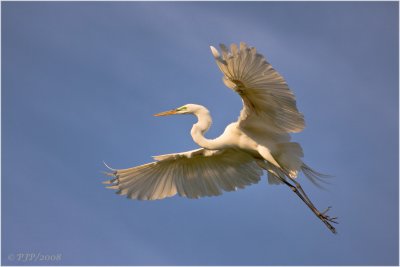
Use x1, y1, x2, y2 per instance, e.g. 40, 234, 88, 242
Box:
2, 1, 398, 266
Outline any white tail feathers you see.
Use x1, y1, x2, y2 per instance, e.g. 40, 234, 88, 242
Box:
301, 163, 332, 189
273, 142, 304, 179
265, 142, 331, 188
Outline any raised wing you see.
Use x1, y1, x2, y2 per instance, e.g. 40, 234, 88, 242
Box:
210, 42, 305, 134
103, 148, 263, 200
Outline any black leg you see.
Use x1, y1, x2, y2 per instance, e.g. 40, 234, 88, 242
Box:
272, 172, 338, 234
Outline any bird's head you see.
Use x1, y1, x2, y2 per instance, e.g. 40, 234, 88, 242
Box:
154, 104, 206, 117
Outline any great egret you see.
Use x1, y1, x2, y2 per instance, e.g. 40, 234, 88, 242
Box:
104, 42, 338, 233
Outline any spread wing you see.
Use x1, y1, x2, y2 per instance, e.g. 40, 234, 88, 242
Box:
103, 148, 263, 200
210, 42, 305, 135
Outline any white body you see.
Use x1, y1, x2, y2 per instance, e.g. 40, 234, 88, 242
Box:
189, 105, 282, 168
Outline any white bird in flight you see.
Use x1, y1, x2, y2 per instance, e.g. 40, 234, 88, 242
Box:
104, 42, 338, 233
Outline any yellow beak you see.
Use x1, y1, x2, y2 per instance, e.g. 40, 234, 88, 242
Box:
153, 109, 178, 117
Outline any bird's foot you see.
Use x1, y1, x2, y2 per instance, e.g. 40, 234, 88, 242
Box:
318, 206, 338, 224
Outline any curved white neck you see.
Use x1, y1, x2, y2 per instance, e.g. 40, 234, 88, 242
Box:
190, 108, 224, 150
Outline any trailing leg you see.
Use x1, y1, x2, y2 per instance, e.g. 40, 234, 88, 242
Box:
263, 165, 338, 234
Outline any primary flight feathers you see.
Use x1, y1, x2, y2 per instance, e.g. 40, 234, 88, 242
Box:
104, 148, 262, 200
210, 42, 305, 134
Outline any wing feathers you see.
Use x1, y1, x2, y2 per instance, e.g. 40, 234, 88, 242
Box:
211, 42, 305, 134
104, 148, 263, 200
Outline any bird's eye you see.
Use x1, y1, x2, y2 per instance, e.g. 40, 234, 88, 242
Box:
176, 106, 187, 111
